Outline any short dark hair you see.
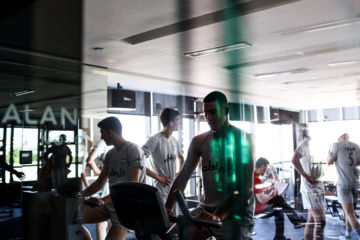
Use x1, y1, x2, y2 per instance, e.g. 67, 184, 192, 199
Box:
160, 108, 180, 127
255, 157, 269, 169
97, 116, 122, 135
203, 91, 228, 105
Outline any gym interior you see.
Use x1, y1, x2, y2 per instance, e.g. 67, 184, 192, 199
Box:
1, 0, 360, 239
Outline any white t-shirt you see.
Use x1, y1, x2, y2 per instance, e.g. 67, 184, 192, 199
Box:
295, 139, 324, 193
91, 139, 109, 197
103, 141, 146, 185
142, 132, 182, 198
329, 140, 360, 186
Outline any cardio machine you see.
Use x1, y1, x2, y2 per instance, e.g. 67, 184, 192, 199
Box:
110, 182, 222, 240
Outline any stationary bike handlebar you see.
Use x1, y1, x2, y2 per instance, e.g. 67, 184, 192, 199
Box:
173, 189, 222, 230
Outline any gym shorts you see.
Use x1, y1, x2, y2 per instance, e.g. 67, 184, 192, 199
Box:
98, 201, 132, 231
337, 184, 358, 204
301, 192, 325, 210
191, 205, 254, 240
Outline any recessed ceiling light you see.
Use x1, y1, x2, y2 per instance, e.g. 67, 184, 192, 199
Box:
328, 60, 360, 67
254, 69, 308, 79
283, 77, 318, 84
10, 89, 35, 96
184, 42, 251, 57
93, 47, 105, 52
278, 17, 360, 36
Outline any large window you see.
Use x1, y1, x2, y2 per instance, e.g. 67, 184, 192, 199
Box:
110, 114, 148, 145
4, 128, 38, 182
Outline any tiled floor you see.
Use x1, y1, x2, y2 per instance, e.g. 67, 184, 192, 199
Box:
0, 204, 357, 240
253, 213, 347, 240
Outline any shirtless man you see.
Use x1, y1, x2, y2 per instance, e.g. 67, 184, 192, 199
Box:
165, 91, 255, 240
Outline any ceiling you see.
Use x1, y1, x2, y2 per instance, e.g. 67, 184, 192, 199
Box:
1, 0, 360, 126
83, 0, 360, 111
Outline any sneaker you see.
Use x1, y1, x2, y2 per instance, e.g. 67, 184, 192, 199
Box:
339, 236, 352, 240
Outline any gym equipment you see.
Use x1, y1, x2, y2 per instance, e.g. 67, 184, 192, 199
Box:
110, 182, 221, 240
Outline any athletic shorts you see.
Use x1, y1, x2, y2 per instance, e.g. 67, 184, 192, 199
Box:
98, 201, 131, 231
301, 192, 325, 210
191, 205, 254, 240
337, 185, 358, 204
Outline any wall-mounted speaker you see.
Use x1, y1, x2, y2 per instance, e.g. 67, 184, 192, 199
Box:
270, 107, 299, 124
107, 89, 136, 110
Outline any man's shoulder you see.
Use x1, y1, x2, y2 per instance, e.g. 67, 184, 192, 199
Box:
228, 125, 250, 135
194, 131, 211, 142
144, 132, 162, 143
127, 141, 140, 148
107, 147, 116, 155
348, 141, 360, 148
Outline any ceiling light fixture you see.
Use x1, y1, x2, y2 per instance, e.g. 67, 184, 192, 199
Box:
93, 47, 105, 52
254, 69, 308, 79
278, 17, 360, 36
184, 42, 251, 57
328, 60, 360, 67
283, 77, 318, 84
10, 89, 35, 96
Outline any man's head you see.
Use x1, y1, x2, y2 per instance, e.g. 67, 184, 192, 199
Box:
59, 134, 67, 143
255, 157, 270, 176
160, 108, 180, 130
97, 117, 122, 145
338, 133, 349, 141
203, 91, 229, 131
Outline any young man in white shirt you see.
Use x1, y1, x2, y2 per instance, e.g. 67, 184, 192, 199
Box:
81, 117, 146, 240
142, 108, 184, 202
328, 133, 360, 240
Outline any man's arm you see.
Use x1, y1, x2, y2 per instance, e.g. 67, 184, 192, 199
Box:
146, 167, 170, 186
81, 172, 89, 188
327, 143, 336, 165
87, 138, 95, 153
327, 156, 336, 165
165, 136, 201, 213
82, 169, 108, 197
291, 151, 317, 185
177, 154, 184, 173
271, 166, 278, 181
273, 173, 278, 182
67, 155, 73, 168
0, 160, 25, 181
86, 150, 102, 176
66, 147, 72, 168
128, 166, 142, 182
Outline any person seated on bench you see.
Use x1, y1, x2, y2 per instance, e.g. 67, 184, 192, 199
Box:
254, 157, 305, 240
